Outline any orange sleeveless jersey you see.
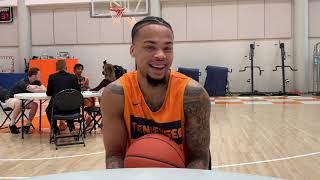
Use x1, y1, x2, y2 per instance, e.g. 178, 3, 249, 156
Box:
120, 71, 191, 163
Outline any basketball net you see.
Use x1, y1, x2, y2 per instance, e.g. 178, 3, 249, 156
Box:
109, 5, 125, 24
109, 1, 137, 28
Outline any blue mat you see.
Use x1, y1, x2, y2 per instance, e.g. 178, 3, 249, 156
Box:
0, 73, 27, 90
177, 67, 200, 82
204, 66, 228, 96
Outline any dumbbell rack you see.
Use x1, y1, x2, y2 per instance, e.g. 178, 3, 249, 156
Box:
272, 42, 297, 96
313, 42, 320, 95
239, 42, 265, 96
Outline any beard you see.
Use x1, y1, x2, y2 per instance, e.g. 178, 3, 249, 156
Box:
146, 74, 167, 86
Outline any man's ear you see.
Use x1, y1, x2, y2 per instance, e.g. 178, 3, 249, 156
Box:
130, 45, 135, 58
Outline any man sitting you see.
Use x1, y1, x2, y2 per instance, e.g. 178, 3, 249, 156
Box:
5, 67, 46, 134
46, 60, 81, 135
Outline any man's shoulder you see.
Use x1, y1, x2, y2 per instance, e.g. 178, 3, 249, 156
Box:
49, 72, 61, 77
14, 78, 29, 87
183, 79, 209, 101
50, 71, 76, 78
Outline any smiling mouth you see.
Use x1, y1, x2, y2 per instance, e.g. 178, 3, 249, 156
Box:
149, 64, 166, 69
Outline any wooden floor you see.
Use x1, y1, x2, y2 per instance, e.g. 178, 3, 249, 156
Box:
0, 98, 319, 180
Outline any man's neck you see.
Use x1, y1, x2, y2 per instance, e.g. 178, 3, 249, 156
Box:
137, 72, 169, 91
137, 72, 170, 112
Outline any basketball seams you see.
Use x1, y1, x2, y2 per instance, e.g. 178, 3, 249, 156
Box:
125, 155, 178, 168
132, 136, 185, 165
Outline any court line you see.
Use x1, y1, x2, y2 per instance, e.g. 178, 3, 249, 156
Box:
0, 150, 319, 167
0, 151, 104, 161
213, 151, 320, 168
0, 152, 319, 179
0, 177, 28, 179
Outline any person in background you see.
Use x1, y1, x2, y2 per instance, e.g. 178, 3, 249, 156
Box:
59, 63, 90, 131
86, 63, 116, 127
91, 63, 116, 92
5, 67, 46, 134
46, 60, 80, 135
74, 63, 90, 91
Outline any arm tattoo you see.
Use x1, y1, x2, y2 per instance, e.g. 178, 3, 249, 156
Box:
106, 156, 124, 169
184, 83, 211, 169
106, 83, 124, 95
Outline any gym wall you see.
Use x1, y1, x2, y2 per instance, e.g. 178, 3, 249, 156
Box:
31, 0, 294, 92
0, 0, 319, 93
0, 6, 19, 72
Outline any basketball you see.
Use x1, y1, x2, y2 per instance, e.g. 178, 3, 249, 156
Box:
124, 134, 185, 168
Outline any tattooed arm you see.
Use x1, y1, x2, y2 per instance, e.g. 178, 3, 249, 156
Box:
184, 79, 211, 169
100, 80, 127, 169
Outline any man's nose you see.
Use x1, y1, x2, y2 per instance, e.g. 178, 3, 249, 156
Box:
154, 49, 166, 60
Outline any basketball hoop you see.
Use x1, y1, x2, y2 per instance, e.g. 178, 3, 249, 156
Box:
109, 6, 125, 24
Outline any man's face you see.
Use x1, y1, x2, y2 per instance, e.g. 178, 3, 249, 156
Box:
35, 71, 41, 80
29, 71, 41, 82
74, 67, 83, 76
130, 24, 174, 85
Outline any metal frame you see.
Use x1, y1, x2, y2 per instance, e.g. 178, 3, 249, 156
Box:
313, 42, 320, 93
90, 0, 150, 18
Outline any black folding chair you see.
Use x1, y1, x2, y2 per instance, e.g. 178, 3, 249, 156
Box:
0, 86, 32, 130
50, 89, 85, 149
0, 103, 14, 129
84, 106, 102, 133
0, 86, 12, 128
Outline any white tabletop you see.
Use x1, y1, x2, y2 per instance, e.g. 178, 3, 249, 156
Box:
14, 92, 50, 100
14, 91, 102, 100
30, 168, 284, 180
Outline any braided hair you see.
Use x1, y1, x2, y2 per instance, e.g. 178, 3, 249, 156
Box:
131, 16, 173, 43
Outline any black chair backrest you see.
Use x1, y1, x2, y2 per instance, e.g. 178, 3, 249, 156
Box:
178, 67, 201, 82
113, 65, 127, 79
53, 89, 83, 112
0, 86, 8, 103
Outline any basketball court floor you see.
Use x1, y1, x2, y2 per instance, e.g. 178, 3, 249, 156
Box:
0, 96, 319, 180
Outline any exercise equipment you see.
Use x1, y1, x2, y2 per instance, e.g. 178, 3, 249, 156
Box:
313, 42, 320, 95
239, 42, 265, 96
272, 42, 297, 96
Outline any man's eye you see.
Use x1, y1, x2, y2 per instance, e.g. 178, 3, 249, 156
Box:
145, 46, 156, 50
164, 47, 173, 52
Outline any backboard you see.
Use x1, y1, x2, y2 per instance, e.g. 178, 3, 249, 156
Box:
91, 0, 149, 18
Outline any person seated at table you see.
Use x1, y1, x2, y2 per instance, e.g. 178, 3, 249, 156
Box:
85, 62, 116, 127
91, 62, 116, 93
74, 63, 90, 91
59, 63, 90, 130
46, 60, 81, 135
4, 67, 47, 134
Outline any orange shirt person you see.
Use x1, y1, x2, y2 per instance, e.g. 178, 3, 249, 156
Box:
73, 63, 89, 91
100, 16, 211, 169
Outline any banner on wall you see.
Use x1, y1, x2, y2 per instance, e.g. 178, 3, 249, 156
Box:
0, 56, 14, 72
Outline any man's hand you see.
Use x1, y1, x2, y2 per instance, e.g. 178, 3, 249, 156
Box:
26, 85, 37, 92
27, 84, 47, 93
106, 155, 124, 169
